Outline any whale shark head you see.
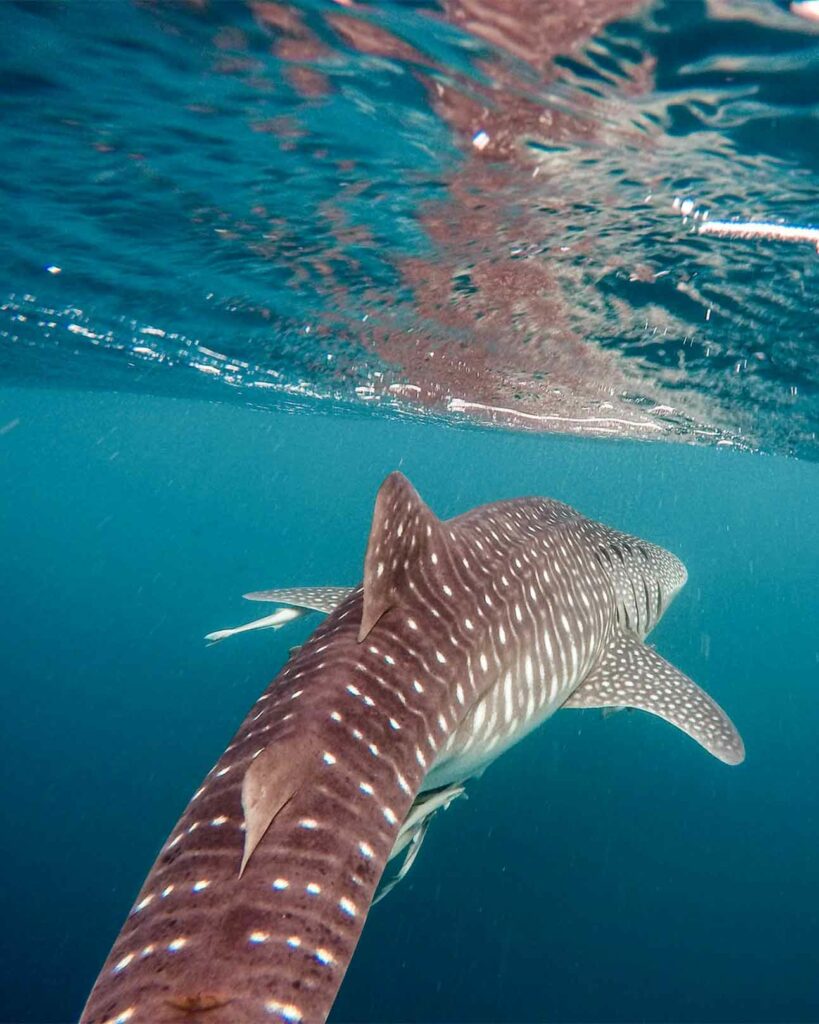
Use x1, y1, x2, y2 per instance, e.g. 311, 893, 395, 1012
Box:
590, 525, 688, 638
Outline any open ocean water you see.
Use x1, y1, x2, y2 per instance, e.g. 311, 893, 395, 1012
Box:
1, 1, 817, 1022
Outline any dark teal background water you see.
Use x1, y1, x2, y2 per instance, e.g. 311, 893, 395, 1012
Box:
1, 385, 816, 1022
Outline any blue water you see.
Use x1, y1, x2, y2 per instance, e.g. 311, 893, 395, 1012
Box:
1, 386, 816, 1022
1, 0, 818, 1021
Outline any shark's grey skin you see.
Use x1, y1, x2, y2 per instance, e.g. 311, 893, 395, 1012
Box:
82, 473, 743, 1024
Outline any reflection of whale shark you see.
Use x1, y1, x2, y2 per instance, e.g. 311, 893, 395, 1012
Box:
83, 473, 743, 1024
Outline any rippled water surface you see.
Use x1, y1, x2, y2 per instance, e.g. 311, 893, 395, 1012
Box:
2, 0, 817, 454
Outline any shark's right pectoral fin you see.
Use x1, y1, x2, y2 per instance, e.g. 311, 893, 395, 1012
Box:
563, 632, 745, 765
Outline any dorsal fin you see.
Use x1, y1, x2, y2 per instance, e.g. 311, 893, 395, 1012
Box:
239, 736, 318, 876
358, 472, 444, 642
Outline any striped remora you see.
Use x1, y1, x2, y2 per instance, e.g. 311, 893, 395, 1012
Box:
81, 472, 744, 1024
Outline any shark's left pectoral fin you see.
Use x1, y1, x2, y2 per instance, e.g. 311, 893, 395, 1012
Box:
563, 633, 745, 765
243, 586, 354, 613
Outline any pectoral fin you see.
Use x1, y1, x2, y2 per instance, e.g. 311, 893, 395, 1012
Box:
601, 706, 629, 720
242, 586, 354, 613
563, 632, 744, 765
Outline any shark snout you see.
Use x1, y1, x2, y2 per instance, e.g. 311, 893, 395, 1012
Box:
668, 553, 688, 594
652, 548, 687, 609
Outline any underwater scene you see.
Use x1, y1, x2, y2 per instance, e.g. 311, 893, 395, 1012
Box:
1, 1, 817, 1022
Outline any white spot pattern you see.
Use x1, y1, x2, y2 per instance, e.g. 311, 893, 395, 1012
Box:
82, 474, 742, 1024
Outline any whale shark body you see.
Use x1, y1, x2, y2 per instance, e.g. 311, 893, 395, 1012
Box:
82, 473, 743, 1024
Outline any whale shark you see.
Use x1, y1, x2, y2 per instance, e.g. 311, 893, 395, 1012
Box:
82, 472, 743, 1024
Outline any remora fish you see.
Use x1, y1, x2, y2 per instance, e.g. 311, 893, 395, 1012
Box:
82, 472, 743, 1024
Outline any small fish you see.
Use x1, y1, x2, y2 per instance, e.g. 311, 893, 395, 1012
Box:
204, 589, 353, 644
204, 607, 307, 645
82, 472, 742, 1024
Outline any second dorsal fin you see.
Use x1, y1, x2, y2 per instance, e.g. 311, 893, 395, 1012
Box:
239, 735, 319, 876
358, 472, 444, 642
